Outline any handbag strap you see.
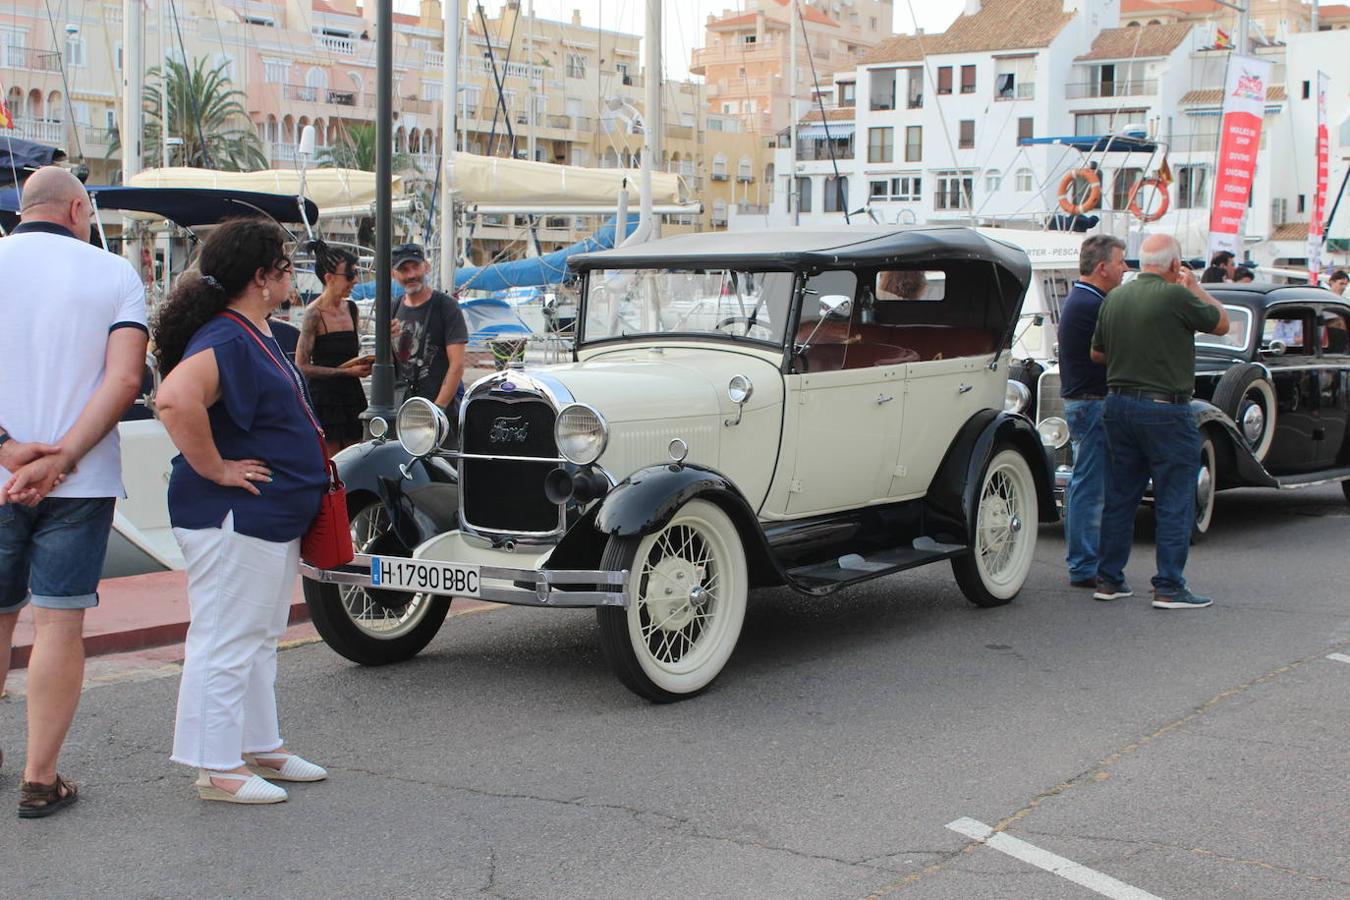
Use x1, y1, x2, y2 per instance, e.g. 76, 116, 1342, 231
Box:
218, 310, 327, 454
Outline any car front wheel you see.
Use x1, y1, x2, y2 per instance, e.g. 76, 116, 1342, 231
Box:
303, 494, 452, 666
953, 447, 1039, 607
596, 499, 748, 703
1192, 436, 1217, 541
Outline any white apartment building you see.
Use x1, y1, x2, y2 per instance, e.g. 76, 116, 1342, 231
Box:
741, 0, 1350, 270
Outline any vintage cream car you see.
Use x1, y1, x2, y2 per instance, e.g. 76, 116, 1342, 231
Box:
302, 227, 1057, 702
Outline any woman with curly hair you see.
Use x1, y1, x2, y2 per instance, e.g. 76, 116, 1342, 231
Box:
295, 241, 370, 454
154, 218, 329, 805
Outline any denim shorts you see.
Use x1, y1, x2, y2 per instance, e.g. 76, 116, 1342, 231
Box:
0, 496, 116, 612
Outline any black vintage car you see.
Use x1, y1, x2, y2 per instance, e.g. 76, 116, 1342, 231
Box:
1017, 282, 1350, 536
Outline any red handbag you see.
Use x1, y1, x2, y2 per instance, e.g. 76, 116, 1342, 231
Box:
220, 311, 355, 567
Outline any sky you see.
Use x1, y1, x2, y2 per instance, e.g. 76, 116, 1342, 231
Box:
398, 1, 964, 79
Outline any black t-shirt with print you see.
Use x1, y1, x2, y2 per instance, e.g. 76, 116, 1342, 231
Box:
393, 290, 469, 404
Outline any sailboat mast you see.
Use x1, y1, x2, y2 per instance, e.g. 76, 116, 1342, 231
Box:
368, 0, 396, 425
441, 0, 459, 288
642, 0, 660, 239
121, 0, 143, 186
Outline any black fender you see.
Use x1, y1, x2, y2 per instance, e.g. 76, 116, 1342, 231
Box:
1190, 399, 1279, 489
591, 463, 785, 588
926, 410, 1059, 537
332, 439, 459, 549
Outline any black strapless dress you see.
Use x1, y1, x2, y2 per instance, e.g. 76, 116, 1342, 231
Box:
308, 300, 368, 444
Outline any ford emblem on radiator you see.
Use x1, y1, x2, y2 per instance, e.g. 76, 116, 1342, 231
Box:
489, 415, 530, 444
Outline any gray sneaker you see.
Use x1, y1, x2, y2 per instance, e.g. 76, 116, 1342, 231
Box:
1093, 578, 1134, 601
1152, 588, 1213, 610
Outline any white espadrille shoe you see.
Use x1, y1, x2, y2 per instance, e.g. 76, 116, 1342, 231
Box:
195, 770, 288, 804
243, 752, 328, 783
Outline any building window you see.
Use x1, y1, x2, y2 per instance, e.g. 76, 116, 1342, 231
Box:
995, 56, 1034, 100
741, 34, 756, 45
937, 66, 952, 95
566, 53, 586, 78
1297, 194, 1306, 213
870, 68, 897, 110
839, 82, 855, 107
796, 177, 812, 212
869, 180, 888, 200
868, 126, 894, 163
935, 172, 974, 210
1017, 117, 1033, 146
737, 157, 753, 181
1301, 80, 1310, 99
960, 64, 976, 94
906, 67, 923, 108
712, 199, 728, 225
904, 125, 922, 162
1177, 165, 1208, 209
423, 79, 443, 101
263, 58, 290, 84
712, 154, 728, 180
893, 175, 921, 200
958, 120, 974, 149
1111, 168, 1142, 209
985, 169, 1002, 192
1015, 168, 1034, 192
823, 175, 848, 212
64, 33, 85, 67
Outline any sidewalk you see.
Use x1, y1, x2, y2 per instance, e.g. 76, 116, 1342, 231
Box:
9, 570, 309, 670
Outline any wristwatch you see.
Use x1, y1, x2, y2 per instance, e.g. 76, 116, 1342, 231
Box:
0, 430, 10, 451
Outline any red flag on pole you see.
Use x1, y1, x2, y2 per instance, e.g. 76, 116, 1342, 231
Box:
1307, 72, 1330, 285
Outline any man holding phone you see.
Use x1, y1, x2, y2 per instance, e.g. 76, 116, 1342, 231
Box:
390, 244, 468, 438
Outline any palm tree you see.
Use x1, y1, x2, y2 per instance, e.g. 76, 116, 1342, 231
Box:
114, 57, 267, 171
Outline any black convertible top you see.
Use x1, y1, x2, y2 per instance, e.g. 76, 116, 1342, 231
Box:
568, 226, 1033, 287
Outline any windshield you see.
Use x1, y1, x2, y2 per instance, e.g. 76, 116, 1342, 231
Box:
1195, 305, 1251, 353
582, 269, 795, 345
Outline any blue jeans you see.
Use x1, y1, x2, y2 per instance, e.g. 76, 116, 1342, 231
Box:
0, 497, 116, 612
1063, 398, 1106, 582
1097, 394, 1200, 594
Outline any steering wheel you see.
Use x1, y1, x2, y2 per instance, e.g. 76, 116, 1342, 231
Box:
715, 315, 755, 332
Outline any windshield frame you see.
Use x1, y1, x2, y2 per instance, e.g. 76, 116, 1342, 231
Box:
1195, 304, 1253, 355
577, 267, 800, 350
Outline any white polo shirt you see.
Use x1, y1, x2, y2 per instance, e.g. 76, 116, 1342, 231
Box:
0, 222, 147, 498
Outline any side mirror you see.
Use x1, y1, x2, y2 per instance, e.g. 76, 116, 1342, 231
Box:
1261, 339, 1287, 357
819, 294, 852, 320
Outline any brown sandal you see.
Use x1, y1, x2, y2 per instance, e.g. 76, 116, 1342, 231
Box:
18, 775, 78, 819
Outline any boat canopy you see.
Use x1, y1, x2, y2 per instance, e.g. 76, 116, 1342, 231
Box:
0, 137, 66, 187
1018, 133, 1159, 153
129, 167, 397, 213
0, 185, 319, 231
451, 153, 682, 206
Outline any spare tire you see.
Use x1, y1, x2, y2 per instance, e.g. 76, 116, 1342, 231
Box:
1211, 363, 1277, 461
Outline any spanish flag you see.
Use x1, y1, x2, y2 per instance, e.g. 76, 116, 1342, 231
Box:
0, 94, 12, 129
1214, 28, 1233, 49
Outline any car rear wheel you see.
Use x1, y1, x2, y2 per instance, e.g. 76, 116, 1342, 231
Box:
303, 495, 452, 666
1192, 436, 1217, 542
596, 499, 748, 703
953, 448, 1039, 607
1212, 363, 1277, 461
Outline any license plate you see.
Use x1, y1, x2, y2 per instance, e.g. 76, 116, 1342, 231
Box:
369, 556, 481, 597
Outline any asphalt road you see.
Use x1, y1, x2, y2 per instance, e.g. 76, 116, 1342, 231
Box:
3, 485, 1348, 899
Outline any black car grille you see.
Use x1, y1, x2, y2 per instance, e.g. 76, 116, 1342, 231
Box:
461, 395, 560, 533
1037, 371, 1073, 468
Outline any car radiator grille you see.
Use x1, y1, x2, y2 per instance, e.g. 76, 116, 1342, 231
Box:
1036, 371, 1074, 469
461, 395, 560, 534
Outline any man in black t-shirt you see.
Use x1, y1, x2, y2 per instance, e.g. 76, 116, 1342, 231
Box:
390, 243, 469, 421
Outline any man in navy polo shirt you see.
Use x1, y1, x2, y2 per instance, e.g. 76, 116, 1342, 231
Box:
1057, 235, 1127, 588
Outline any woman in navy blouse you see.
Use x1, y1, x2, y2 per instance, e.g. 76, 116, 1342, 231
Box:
154, 219, 329, 805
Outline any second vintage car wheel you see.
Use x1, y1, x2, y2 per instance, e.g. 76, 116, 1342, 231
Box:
1192, 436, 1218, 541
952, 448, 1040, 607
1212, 363, 1277, 461
303, 496, 453, 666
596, 499, 749, 702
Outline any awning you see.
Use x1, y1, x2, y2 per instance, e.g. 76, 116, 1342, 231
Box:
797, 123, 855, 140
0, 137, 67, 187
1019, 132, 1158, 153
130, 168, 397, 214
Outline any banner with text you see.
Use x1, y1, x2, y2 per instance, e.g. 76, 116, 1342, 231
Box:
1207, 55, 1273, 259
1307, 71, 1330, 284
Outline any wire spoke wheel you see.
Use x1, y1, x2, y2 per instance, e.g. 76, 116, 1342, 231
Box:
338, 503, 431, 639
597, 499, 748, 702
953, 448, 1039, 607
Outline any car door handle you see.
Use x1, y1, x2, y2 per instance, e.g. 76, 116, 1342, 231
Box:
957, 383, 973, 394
877, 394, 894, 404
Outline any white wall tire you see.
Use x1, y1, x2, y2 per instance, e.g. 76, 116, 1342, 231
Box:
1212, 364, 1277, 461
952, 448, 1039, 607
596, 499, 748, 702
1192, 436, 1217, 542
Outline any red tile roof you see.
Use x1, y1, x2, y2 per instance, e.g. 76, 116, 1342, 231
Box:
801, 107, 856, 123
858, 33, 926, 65
1075, 23, 1191, 60
1179, 85, 1286, 105
861, 0, 1075, 63
770, 0, 838, 27
1271, 222, 1309, 241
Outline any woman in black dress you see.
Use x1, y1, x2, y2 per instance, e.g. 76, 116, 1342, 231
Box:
296, 243, 370, 455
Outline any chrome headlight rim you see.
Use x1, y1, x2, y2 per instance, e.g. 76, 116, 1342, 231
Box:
396, 397, 449, 457
555, 402, 609, 466
1036, 415, 1070, 450
1004, 379, 1031, 414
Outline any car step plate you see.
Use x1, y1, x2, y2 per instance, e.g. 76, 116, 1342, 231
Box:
370, 556, 481, 597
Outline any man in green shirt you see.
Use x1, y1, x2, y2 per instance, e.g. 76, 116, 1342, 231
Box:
1088, 234, 1229, 610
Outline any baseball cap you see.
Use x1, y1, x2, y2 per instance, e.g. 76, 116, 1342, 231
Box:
392, 242, 426, 267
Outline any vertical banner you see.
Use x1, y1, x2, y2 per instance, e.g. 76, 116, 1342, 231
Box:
1207, 54, 1273, 260
1306, 71, 1330, 284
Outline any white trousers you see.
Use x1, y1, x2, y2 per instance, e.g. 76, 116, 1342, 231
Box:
170, 512, 299, 770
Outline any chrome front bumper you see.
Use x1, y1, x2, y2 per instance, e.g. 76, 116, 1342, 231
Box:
300, 553, 629, 608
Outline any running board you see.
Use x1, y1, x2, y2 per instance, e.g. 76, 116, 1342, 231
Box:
786, 538, 967, 594
1274, 467, 1350, 489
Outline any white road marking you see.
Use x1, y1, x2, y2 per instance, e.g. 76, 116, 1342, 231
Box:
1327, 653, 1350, 664
946, 817, 1163, 900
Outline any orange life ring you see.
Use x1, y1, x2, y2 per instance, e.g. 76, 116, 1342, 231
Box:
1057, 168, 1101, 214
1126, 176, 1170, 223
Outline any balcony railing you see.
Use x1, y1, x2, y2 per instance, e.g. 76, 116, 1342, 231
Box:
317, 34, 356, 56
272, 142, 298, 162
1, 47, 62, 72
995, 82, 1035, 101
13, 118, 64, 143
797, 143, 854, 161
283, 84, 368, 107
1065, 79, 1158, 99
426, 50, 444, 70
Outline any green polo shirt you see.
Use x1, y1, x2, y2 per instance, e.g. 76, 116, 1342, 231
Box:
1090, 273, 1221, 396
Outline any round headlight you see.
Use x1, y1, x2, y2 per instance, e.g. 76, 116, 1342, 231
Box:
1004, 379, 1031, 414
555, 403, 608, 465
1036, 416, 1070, 450
397, 398, 449, 457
